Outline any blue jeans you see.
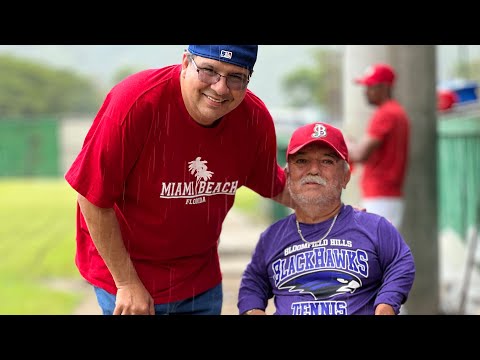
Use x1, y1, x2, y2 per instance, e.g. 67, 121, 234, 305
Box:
93, 283, 223, 315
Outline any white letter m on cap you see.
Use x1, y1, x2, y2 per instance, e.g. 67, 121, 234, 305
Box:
220, 50, 233, 59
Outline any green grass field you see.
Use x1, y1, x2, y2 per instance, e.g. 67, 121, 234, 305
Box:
0, 178, 264, 314
0, 178, 82, 314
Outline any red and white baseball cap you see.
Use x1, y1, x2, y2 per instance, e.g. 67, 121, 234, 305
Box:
286, 122, 349, 163
355, 63, 396, 86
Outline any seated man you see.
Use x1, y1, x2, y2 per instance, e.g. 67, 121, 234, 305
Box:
238, 122, 415, 315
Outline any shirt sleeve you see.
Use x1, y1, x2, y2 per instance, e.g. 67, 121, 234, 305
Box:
238, 233, 273, 314
244, 110, 286, 199
65, 94, 151, 208
373, 217, 416, 314
367, 107, 395, 141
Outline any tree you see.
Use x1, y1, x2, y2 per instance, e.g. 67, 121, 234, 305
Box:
0, 54, 102, 118
281, 48, 342, 122
452, 58, 480, 84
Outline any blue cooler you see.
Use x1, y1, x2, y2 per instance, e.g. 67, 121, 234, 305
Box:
453, 82, 477, 103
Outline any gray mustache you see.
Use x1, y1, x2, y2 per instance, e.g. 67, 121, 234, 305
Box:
300, 176, 327, 186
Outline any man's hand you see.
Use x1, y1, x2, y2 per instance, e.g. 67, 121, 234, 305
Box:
243, 309, 266, 315
375, 303, 395, 315
113, 282, 155, 315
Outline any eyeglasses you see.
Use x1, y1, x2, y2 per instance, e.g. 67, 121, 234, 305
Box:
190, 57, 250, 91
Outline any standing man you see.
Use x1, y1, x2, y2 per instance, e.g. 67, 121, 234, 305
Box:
65, 45, 293, 315
348, 63, 411, 229
238, 122, 415, 315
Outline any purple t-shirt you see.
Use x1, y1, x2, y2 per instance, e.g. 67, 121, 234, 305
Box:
238, 204, 415, 315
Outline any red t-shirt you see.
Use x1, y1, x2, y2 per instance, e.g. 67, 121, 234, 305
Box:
361, 99, 410, 198
65, 65, 286, 303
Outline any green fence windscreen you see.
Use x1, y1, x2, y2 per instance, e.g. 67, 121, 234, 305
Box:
0, 118, 59, 177
437, 114, 480, 241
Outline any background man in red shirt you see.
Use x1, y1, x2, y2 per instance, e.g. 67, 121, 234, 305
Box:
347, 63, 411, 230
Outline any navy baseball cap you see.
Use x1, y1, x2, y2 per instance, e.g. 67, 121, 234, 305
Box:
187, 45, 258, 71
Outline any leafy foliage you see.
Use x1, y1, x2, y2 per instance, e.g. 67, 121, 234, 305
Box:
452, 59, 480, 84
281, 48, 342, 121
0, 54, 102, 118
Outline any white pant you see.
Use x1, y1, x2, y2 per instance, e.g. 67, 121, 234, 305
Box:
361, 197, 405, 229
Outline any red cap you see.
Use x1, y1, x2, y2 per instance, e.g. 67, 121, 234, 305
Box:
286, 122, 349, 163
355, 63, 395, 86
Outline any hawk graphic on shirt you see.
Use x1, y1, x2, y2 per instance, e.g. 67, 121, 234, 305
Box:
280, 270, 361, 300
188, 157, 214, 182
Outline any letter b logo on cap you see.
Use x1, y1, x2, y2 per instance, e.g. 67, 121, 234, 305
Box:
312, 124, 327, 138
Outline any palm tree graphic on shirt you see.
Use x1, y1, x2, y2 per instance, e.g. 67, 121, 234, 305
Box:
188, 157, 214, 182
